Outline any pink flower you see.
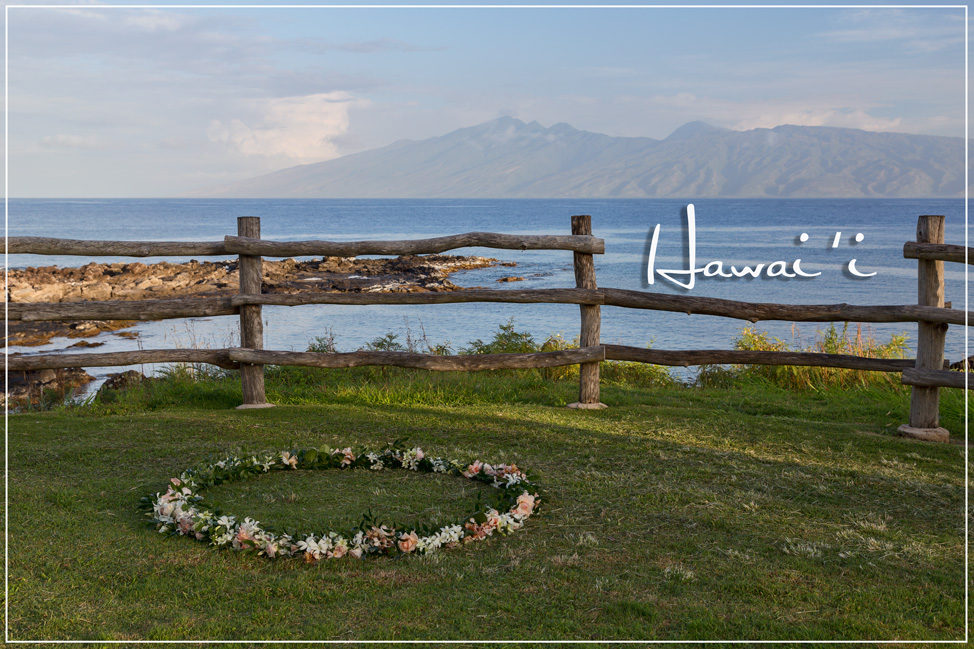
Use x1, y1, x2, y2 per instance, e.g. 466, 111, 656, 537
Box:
335, 447, 356, 467
366, 526, 394, 549
235, 527, 257, 550
350, 547, 364, 559
170, 478, 182, 487
462, 460, 483, 478
464, 518, 494, 540
514, 492, 536, 517
281, 451, 298, 469
494, 464, 525, 481
178, 517, 194, 535
398, 531, 419, 553
486, 509, 501, 528
330, 544, 347, 559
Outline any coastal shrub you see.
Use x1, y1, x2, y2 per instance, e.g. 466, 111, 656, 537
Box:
364, 332, 407, 352
459, 321, 674, 387
460, 318, 539, 355
696, 323, 909, 391
307, 329, 338, 353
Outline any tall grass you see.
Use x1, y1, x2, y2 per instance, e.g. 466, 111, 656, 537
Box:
696, 323, 910, 391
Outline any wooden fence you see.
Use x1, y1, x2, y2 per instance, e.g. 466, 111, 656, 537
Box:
7, 214, 970, 440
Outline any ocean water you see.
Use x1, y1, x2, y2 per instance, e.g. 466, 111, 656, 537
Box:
6, 198, 968, 388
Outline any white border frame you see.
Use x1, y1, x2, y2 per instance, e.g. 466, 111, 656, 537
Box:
3, 2, 969, 644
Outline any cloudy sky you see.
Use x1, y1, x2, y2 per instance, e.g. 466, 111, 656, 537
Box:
4, 1, 967, 197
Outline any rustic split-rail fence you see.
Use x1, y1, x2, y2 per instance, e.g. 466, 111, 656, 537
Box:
7, 214, 970, 442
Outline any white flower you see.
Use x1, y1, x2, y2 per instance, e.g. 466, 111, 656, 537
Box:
297, 536, 322, 559
155, 500, 176, 519
211, 532, 233, 546
216, 515, 236, 528
503, 473, 524, 487
401, 447, 425, 471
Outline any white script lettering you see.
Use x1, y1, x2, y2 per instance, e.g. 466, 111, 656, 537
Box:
647, 203, 825, 290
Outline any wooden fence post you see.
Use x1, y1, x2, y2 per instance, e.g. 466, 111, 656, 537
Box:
236, 216, 273, 409
568, 215, 606, 409
898, 215, 947, 441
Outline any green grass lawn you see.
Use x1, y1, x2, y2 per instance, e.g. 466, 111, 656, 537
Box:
5, 367, 968, 641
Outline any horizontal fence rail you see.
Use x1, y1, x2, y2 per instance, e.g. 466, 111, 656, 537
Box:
11, 344, 944, 382
8, 297, 238, 321
6, 347, 605, 373
902, 368, 969, 390
599, 289, 966, 326
223, 232, 605, 257
231, 288, 604, 308
8, 237, 229, 257
902, 242, 973, 265
228, 346, 605, 371
9, 290, 968, 327
8, 349, 241, 371
602, 344, 920, 373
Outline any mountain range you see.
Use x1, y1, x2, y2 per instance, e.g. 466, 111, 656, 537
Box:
189, 117, 968, 199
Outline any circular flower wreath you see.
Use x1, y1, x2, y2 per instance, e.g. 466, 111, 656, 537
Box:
140, 445, 541, 562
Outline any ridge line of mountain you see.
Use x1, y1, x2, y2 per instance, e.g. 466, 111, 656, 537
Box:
187, 117, 968, 199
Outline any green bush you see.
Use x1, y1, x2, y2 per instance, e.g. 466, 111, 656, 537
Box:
696, 323, 910, 391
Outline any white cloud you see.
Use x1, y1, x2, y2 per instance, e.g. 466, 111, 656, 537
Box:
124, 10, 191, 33
817, 8, 965, 53
207, 92, 369, 163
39, 134, 108, 150
732, 109, 903, 133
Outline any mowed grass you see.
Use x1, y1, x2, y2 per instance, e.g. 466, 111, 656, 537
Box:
5, 366, 968, 642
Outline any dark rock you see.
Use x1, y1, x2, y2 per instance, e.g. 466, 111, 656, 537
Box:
100, 370, 149, 392
69, 340, 105, 348
3, 367, 94, 410
949, 356, 973, 371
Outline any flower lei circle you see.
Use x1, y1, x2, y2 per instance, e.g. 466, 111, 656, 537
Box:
141, 445, 541, 561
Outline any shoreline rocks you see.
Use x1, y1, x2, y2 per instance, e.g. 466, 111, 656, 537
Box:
5, 254, 505, 348
7, 254, 500, 304
4, 366, 94, 410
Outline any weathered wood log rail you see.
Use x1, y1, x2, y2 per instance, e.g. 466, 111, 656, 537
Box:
7, 214, 968, 441
8, 237, 229, 257
223, 232, 605, 256
8, 291, 965, 326
902, 242, 972, 265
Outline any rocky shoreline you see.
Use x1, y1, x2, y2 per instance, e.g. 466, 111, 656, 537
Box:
8, 253, 502, 303
7, 254, 504, 345
5, 253, 508, 408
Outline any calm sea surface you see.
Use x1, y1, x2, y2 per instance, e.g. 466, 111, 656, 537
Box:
6, 198, 969, 387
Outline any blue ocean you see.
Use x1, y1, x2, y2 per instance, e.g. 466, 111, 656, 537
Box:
6, 198, 968, 386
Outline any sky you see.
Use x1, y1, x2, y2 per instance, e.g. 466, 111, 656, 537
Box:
3, 1, 968, 197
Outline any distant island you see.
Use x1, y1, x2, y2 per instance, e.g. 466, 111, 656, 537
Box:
187, 117, 968, 199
